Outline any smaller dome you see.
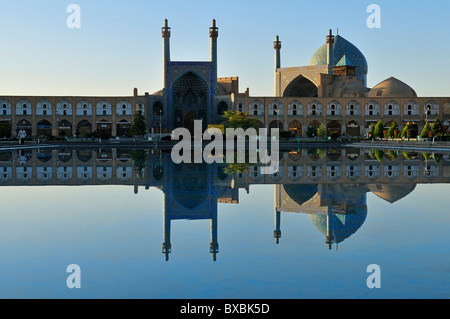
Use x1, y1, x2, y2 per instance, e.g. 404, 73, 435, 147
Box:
368, 77, 417, 98
368, 183, 416, 203
282, 184, 318, 206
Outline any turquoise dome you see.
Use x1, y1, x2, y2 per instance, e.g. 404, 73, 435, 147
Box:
308, 206, 367, 245
308, 35, 368, 75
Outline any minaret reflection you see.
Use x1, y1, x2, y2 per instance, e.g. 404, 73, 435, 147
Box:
161, 157, 220, 261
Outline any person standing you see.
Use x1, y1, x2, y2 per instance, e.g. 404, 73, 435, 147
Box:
18, 129, 26, 145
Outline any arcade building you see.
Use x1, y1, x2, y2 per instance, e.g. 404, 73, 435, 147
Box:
0, 19, 449, 138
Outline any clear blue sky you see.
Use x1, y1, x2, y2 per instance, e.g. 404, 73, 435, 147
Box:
0, 0, 449, 97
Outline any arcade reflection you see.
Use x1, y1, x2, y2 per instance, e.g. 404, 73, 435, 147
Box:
2, 147, 450, 261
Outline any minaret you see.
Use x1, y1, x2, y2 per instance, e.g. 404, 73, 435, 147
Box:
273, 209, 281, 244
209, 19, 219, 94
326, 29, 335, 66
273, 35, 282, 97
325, 213, 334, 250
210, 210, 219, 261
162, 211, 171, 261
162, 19, 171, 94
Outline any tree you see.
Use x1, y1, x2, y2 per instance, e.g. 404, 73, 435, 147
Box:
317, 124, 326, 137
130, 110, 148, 137
130, 150, 147, 179
374, 120, 384, 139
374, 149, 384, 162
306, 126, 318, 138
432, 118, 445, 137
221, 111, 261, 131
387, 122, 398, 138
388, 150, 398, 161
368, 123, 375, 138
401, 123, 412, 138
420, 122, 432, 138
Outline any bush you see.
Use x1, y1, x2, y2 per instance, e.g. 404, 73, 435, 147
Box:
317, 125, 326, 137
432, 118, 445, 136
0, 126, 11, 138
329, 131, 339, 140
306, 126, 318, 138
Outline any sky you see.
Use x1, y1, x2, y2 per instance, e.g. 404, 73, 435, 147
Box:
0, 0, 449, 97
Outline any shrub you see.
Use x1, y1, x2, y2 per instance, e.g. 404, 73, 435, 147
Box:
432, 118, 445, 136
329, 131, 339, 140
306, 126, 318, 138
374, 120, 384, 139
420, 122, 432, 138
387, 122, 398, 138
317, 125, 326, 137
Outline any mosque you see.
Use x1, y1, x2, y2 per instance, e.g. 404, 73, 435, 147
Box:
0, 19, 449, 138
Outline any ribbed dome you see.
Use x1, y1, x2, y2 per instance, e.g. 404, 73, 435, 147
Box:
368, 77, 417, 98
308, 35, 368, 75
308, 207, 367, 244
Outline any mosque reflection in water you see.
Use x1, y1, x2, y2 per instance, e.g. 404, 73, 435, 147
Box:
1, 147, 449, 260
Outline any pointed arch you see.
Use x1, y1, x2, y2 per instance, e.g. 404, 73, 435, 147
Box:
283, 75, 318, 97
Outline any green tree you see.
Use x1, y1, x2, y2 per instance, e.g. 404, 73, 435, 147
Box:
368, 123, 375, 138
388, 150, 398, 161
401, 124, 412, 138
420, 122, 432, 138
317, 124, 326, 137
374, 149, 384, 162
130, 110, 148, 137
432, 118, 445, 137
221, 111, 260, 130
130, 150, 147, 179
306, 126, 318, 138
387, 122, 398, 138
374, 120, 384, 139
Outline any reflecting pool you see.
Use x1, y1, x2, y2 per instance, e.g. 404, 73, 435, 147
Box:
0, 147, 449, 299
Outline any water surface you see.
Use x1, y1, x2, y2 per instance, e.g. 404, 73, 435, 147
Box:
0, 147, 448, 299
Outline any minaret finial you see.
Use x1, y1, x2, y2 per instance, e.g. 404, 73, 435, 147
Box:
162, 18, 171, 38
